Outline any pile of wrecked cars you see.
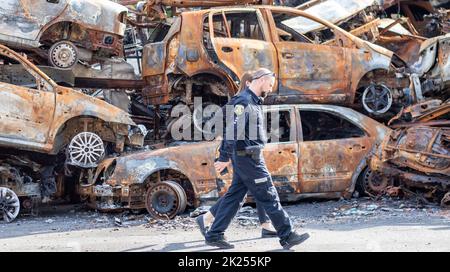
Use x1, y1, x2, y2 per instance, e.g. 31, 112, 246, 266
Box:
0, 44, 145, 222
0, 0, 449, 222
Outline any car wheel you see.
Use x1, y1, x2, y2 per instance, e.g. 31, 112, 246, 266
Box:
48, 41, 79, 69
362, 84, 393, 116
0, 187, 20, 223
357, 168, 393, 196
67, 132, 105, 168
145, 181, 187, 219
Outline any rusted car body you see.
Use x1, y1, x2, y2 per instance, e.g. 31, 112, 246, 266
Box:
79, 104, 390, 219
295, 0, 450, 113
0, 43, 145, 222
368, 100, 449, 206
298, 0, 449, 38
0, 0, 128, 68
0, 44, 144, 156
141, 5, 405, 118
334, 20, 450, 103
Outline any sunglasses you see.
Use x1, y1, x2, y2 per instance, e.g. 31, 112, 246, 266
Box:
252, 72, 276, 81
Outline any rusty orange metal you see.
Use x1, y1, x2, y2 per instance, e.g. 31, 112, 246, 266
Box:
79, 104, 390, 218
141, 5, 397, 114
0, 44, 144, 155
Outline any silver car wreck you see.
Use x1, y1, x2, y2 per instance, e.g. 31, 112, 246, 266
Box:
0, 0, 128, 68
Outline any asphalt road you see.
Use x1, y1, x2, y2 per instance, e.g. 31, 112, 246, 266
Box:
1, 197, 450, 252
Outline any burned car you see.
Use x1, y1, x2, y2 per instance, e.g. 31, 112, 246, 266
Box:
294, 0, 450, 115
368, 100, 450, 206
0, 44, 145, 222
382, 0, 450, 38
297, 0, 450, 38
0, 0, 128, 69
141, 5, 414, 119
79, 104, 391, 219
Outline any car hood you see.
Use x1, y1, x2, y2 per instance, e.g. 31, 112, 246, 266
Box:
102, 141, 220, 186
59, 86, 135, 126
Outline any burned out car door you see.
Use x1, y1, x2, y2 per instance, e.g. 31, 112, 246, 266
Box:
0, 0, 67, 47
297, 106, 373, 194
206, 8, 278, 83
265, 8, 351, 105
262, 107, 299, 199
0, 46, 56, 149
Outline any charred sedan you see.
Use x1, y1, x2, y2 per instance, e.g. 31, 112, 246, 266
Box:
80, 104, 391, 219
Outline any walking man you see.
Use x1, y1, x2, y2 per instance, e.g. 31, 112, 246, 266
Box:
201, 68, 310, 250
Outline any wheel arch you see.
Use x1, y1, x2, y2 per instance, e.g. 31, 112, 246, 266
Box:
49, 115, 120, 155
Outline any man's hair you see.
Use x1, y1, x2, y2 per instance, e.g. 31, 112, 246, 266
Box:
251, 68, 275, 81
238, 71, 254, 93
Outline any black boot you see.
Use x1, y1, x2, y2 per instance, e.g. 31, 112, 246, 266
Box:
206, 237, 235, 249
261, 228, 278, 238
280, 232, 310, 250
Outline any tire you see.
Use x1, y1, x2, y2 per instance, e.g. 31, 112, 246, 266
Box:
145, 181, 187, 219
356, 168, 393, 196
67, 132, 105, 168
48, 40, 79, 69
0, 187, 20, 223
361, 84, 393, 116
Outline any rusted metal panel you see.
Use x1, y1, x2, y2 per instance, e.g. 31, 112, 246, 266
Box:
143, 41, 167, 76
299, 137, 372, 193
0, 82, 55, 145
379, 127, 450, 176
0, 0, 127, 43
177, 11, 221, 77
212, 37, 278, 81
274, 42, 350, 104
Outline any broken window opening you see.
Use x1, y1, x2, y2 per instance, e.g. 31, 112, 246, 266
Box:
299, 110, 366, 141
208, 11, 266, 41
271, 10, 336, 44
265, 110, 292, 143
0, 56, 46, 91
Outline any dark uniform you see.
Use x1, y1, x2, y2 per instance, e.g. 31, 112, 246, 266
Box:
205, 87, 294, 244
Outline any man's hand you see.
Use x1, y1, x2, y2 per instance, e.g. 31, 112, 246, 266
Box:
215, 160, 231, 174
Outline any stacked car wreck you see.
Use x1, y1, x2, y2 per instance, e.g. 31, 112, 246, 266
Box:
0, 0, 449, 222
